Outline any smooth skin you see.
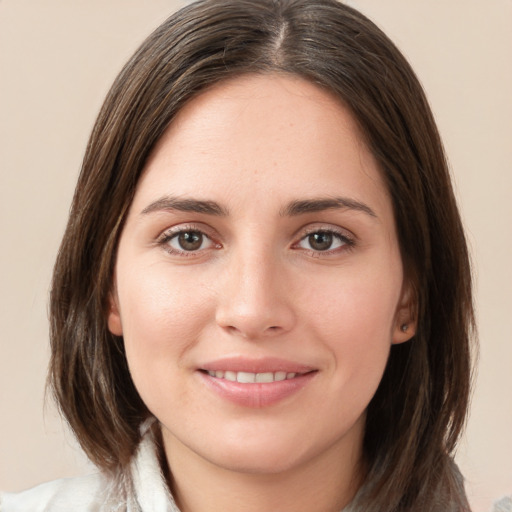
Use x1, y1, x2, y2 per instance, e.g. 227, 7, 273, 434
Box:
108, 74, 416, 512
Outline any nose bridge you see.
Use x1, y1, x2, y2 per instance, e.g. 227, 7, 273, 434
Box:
215, 237, 295, 338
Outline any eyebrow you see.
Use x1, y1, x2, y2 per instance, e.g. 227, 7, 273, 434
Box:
141, 196, 229, 216
140, 195, 377, 219
281, 197, 377, 218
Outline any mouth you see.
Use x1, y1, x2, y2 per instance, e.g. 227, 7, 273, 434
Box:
201, 369, 310, 383
197, 358, 318, 407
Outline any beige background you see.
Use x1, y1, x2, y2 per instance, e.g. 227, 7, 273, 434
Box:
0, 1, 510, 511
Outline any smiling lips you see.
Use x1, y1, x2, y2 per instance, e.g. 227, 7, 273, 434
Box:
205, 370, 299, 383
199, 358, 317, 408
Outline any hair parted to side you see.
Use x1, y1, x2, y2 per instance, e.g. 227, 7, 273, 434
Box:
49, 1, 475, 510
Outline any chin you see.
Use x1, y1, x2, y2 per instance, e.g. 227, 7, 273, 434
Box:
204, 443, 309, 475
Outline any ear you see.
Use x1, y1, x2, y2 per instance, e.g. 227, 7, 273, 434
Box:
107, 288, 123, 336
392, 281, 417, 344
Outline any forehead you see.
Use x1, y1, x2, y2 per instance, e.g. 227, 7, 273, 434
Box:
133, 73, 391, 219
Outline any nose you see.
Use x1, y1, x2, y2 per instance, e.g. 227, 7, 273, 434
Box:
215, 247, 296, 340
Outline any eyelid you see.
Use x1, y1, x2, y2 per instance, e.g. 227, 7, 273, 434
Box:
292, 224, 356, 254
295, 223, 355, 242
157, 223, 221, 256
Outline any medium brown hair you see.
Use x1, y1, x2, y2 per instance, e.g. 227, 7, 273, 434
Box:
49, 1, 475, 510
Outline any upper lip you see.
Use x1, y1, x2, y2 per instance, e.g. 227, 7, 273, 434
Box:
199, 357, 316, 374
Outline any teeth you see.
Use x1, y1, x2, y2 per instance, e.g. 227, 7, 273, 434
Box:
237, 371, 255, 383
206, 370, 298, 383
255, 372, 274, 383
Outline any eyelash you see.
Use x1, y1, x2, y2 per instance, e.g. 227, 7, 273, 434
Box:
157, 224, 219, 257
157, 224, 355, 257
294, 227, 355, 256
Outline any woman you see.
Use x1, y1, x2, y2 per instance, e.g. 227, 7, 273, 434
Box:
0, 0, 477, 510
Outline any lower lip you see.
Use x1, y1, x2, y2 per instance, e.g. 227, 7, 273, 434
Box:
198, 371, 317, 408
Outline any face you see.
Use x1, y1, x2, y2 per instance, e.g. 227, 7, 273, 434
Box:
108, 74, 415, 478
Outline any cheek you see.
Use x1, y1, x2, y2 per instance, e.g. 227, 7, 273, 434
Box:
117, 264, 214, 386
306, 270, 400, 341
304, 268, 400, 388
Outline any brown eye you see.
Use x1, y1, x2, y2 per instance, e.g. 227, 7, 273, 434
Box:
297, 230, 348, 253
179, 231, 203, 250
168, 230, 210, 252
308, 232, 333, 251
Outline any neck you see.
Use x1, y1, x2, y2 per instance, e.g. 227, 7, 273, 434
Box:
161, 420, 365, 512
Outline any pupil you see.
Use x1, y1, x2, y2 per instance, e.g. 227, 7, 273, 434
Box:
179, 231, 202, 251
309, 232, 332, 251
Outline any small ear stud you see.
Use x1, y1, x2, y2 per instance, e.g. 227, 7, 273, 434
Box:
400, 323, 408, 333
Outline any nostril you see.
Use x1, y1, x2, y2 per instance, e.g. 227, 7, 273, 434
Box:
216, 300, 296, 338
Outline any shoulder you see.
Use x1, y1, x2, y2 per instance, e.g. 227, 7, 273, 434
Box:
492, 496, 512, 512
0, 420, 176, 512
0, 473, 108, 512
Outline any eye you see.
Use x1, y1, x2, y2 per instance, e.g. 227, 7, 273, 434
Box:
296, 230, 351, 252
163, 229, 216, 254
